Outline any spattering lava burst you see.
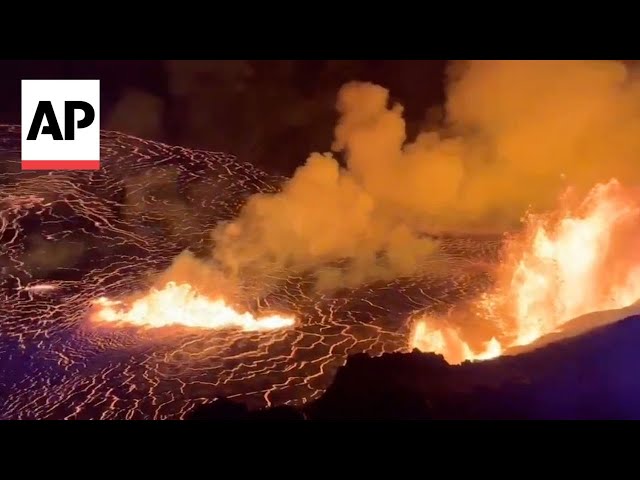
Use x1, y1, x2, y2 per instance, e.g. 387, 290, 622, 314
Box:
412, 179, 640, 364
412, 322, 503, 363
91, 282, 296, 332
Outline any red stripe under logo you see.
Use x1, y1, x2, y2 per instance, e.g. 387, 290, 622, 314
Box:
21, 161, 100, 170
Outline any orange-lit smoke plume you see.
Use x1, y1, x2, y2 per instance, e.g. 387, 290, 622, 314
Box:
96, 60, 640, 333
207, 60, 640, 290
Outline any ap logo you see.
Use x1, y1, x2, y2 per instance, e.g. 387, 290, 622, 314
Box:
21, 79, 100, 170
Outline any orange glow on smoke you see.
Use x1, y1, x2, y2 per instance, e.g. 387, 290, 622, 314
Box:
412, 179, 640, 364
91, 281, 295, 332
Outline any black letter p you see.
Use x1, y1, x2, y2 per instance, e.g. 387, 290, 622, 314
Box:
65, 101, 95, 140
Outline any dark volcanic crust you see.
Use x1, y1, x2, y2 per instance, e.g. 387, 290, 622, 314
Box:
189, 314, 640, 420
0, 125, 501, 419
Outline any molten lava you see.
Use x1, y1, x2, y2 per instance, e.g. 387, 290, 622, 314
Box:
91, 281, 296, 332
412, 179, 640, 364
411, 321, 503, 365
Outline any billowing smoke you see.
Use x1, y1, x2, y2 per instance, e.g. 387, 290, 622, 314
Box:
441, 60, 640, 227
152, 250, 242, 302
172, 60, 640, 291
211, 149, 440, 290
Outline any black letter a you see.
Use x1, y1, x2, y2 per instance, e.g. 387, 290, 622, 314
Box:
26, 101, 63, 140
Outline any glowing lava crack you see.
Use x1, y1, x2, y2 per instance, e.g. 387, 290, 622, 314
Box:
92, 282, 296, 331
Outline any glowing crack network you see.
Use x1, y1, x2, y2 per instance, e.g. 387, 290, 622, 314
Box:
0, 125, 501, 419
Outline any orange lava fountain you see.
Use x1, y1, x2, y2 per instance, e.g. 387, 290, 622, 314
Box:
91, 281, 296, 332
412, 179, 640, 364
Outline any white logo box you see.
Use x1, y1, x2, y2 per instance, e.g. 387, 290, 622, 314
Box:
21, 79, 100, 170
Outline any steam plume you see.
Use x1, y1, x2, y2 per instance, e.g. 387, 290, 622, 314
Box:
181, 60, 640, 290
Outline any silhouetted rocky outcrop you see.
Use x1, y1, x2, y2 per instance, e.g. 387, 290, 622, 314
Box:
188, 314, 640, 420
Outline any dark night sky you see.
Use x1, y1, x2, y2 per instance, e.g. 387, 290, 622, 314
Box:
0, 60, 447, 175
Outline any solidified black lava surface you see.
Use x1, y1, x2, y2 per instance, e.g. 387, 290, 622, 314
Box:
188, 314, 640, 420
